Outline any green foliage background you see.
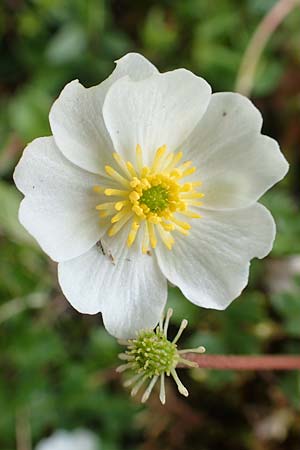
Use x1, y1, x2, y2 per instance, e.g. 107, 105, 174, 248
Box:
0, 1, 300, 449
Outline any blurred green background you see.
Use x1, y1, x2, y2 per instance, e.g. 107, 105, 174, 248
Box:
0, 0, 300, 449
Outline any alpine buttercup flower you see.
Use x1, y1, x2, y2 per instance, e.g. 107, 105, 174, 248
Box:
35, 429, 100, 450
14, 53, 289, 338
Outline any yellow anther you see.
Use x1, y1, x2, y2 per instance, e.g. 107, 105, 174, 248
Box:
129, 191, 140, 202
180, 183, 193, 192
111, 207, 130, 224
130, 177, 140, 188
104, 189, 128, 197
161, 222, 175, 232
132, 205, 145, 216
108, 213, 131, 236
148, 215, 161, 224
170, 169, 181, 178
181, 167, 196, 177
115, 200, 128, 211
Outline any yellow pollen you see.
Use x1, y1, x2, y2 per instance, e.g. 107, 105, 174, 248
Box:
94, 145, 203, 252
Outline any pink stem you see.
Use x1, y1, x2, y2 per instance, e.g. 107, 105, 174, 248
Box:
182, 354, 300, 370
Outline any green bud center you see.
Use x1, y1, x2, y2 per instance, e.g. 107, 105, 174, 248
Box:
139, 185, 169, 213
126, 329, 178, 378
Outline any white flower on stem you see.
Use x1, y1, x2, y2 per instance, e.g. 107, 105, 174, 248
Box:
14, 53, 289, 338
117, 308, 205, 404
35, 429, 100, 450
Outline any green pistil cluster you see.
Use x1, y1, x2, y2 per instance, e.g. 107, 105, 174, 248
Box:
139, 185, 169, 213
118, 308, 206, 404
126, 329, 179, 378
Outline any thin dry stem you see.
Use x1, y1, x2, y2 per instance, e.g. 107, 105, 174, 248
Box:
235, 0, 300, 96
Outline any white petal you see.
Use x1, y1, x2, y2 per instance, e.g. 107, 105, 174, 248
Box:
183, 93, 289, 209
49, 53, 158, 174
14, 137, 102, 262
58, 226, 167, 338
112, 52, 159, 81
156, 203, 275, 310
103, 69, 211, 165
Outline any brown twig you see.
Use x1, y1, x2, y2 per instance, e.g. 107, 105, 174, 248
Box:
182, 354, 300, 371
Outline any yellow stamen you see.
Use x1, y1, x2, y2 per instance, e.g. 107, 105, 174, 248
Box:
94, 145, 203, 252
104, 189, 128, 197
115, 200, 129, 211
127, 220, 140, 247
105, 165, 130, 187
181, 192, 205, 199
181, 167, 196, 178
148, 222, 157, 248
108, 212, 131, 236
160, 152, 174, 171
157, 225, 174, 250
126, 161, 137, 177
170, 217, 191, 230
178, 161, 192, 171
180, 183, 193, 192
161, 222, 175, 232
151, 145, 167, 172
186, 200, 204, 207
96, 202, 116, 210
142, 225, 150, 254
174, 226, 189, 236
111, 207, 131, 224
136, 144, 143, 173
113, 153, 131, 178
179, 210, 202, 219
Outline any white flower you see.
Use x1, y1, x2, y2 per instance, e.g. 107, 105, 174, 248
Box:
35, 429, 100, 450
14, 53, 289, 339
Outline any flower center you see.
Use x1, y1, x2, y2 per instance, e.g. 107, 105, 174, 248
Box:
139, 185, 169, 213
94, 144, 204, 253
127, 329, 178, 378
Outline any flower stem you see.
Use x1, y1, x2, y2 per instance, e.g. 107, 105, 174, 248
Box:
235, 0, 300, 96
181, 354, 300, 370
